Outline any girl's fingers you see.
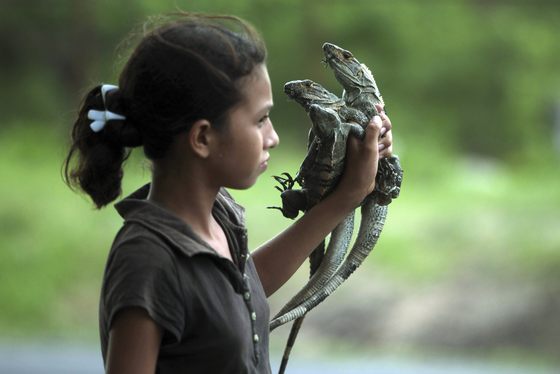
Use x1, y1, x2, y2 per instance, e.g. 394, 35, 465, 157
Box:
376, 108, 392, 142
379, 112, 392, 131
373, 104, 394, 157
380, 126, 387, 137
370, 115, 383, 139
378, 129, 393, 157
343, 115, 382, 196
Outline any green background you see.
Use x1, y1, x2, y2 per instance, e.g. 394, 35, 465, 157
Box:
1, 0, 559, 369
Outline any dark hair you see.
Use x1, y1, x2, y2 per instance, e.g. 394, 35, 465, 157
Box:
63, 13, 267, 208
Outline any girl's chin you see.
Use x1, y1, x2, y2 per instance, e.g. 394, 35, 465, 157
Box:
229, 177, 259, 190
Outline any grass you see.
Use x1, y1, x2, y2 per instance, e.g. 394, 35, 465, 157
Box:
0, 124, 559, 356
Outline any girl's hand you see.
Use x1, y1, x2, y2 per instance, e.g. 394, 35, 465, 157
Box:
332, 104, 393, 210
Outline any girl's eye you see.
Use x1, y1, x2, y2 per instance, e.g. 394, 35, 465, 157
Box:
258, 115, 270, 126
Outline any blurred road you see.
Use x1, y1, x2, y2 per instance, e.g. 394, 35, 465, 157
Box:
0, 342, 103, 374
0, 342, 557, 374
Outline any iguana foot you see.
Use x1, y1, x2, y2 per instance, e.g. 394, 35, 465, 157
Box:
272, 172, 297, 193
269, 173, 307, 219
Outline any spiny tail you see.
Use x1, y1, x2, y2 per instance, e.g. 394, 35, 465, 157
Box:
278, 316, 306, 374
309, 240, 325, 276
278, 240, 323, 374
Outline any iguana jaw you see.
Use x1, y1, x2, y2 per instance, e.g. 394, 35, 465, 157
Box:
323, 43, 382, 105
322, 43, 363, 90
284, 79, 341, 110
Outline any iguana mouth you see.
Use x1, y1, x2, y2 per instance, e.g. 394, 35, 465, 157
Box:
321, 56, 334, 66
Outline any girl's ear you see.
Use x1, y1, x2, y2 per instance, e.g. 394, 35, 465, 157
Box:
189, 119, 213, 158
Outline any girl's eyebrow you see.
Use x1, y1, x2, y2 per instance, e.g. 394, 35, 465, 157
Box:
255, 103, 273, 117
261, 103, 274, 112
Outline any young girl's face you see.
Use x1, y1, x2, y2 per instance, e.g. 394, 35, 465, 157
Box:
210, 64, 279, 189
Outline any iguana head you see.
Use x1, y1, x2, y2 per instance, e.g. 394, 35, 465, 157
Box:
284, 79, 341, 111
322, 43, 382, 104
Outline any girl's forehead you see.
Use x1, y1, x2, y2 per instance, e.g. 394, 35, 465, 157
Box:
240, 64, 270, 89
238, 64, 273, 108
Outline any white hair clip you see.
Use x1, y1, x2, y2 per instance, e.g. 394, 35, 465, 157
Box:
87, 84, 126, 133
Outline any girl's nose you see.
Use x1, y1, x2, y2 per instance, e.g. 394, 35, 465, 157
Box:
265, 122, 280, 149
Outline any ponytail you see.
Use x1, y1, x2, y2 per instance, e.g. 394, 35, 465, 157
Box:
63, 85, 142, 208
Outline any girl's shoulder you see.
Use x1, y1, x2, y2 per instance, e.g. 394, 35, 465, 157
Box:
107, 222, 176, 270
216, 187, 246, 227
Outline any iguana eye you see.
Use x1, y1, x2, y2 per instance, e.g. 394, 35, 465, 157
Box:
342, 51, 353, 59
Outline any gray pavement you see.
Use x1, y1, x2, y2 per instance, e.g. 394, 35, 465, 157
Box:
0, 342, 557, 374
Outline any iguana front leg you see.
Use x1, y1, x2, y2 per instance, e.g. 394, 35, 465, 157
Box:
268, 172, 307, 219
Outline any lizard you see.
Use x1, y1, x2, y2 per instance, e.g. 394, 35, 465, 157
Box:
271, 79, 370, 279
322, 42, 402, 205
271, 80, 369, 309
269, 80, 366, 373
269, 43, 403, 373
271, 103, 363, 374
270, 43, 402, 330
270, 79, 367, 219
272, 42, 403, 327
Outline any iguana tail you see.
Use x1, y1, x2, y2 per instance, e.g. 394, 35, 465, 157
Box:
278, 316, 305, 374
271, 200, 388, 329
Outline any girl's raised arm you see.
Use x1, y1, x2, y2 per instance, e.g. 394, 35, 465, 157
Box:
252, 115, 391, 296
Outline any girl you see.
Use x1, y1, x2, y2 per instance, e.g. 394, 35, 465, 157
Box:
64, 13, 393, 374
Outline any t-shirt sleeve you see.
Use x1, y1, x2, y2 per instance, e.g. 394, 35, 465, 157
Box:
102, 235, 185, 343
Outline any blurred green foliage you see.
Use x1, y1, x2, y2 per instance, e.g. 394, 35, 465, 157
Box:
2, 0, 560, 160
1, 0, 559, 362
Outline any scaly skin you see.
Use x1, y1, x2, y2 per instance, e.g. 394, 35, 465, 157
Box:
284, 79, 344, 111
270, 197, 388, 330
273, 79, 362, 296
271, 43, 403, 374
271, 81, 365, 313
323, 42, 402, 205
272, 43, 403, 329
273, 80, 366, 218
271, 98, 365, 265
322, 42, 383, 120
270, 83, 362, 373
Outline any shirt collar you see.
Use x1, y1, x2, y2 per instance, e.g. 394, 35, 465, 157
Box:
114, 184, 247, 259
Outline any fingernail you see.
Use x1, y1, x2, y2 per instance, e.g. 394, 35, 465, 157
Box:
380, 127, 387, 136
373, 115, 382, 125
378, 143, 385, 151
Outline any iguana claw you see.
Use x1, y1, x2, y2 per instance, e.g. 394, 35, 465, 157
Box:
272, 172, 296, 191
268, 173, 307, 219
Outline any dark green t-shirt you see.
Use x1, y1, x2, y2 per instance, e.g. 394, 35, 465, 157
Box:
99, 184, 271, 373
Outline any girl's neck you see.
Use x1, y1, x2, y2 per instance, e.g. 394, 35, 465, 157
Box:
147, 166, 220, 238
